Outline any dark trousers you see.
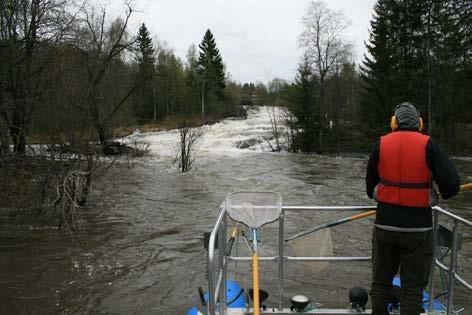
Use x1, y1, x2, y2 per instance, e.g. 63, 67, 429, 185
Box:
371, 227, 433, 315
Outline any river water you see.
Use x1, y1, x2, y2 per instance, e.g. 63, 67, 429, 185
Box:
1, 107, 471, 314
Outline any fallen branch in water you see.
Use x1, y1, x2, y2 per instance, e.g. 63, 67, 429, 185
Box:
55, 170, 89, 233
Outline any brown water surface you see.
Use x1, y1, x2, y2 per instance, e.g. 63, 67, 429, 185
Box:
1, 151, 471, 314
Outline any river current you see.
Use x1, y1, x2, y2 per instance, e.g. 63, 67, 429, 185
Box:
1, 106, 471, 314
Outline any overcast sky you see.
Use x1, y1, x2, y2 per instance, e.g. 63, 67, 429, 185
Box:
116, 0, 377, 83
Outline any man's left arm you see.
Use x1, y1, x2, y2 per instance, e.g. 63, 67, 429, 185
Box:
426, 138, 460, 199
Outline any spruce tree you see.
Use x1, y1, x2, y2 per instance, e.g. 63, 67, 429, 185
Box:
361, 0, 471, 151
432, 0, 471, 146
460, 0, 472, 126
134, 23, 155, 122
135, 23, 155, 72
360, 0, 397, 137
291, 56, 318, 152
360, 0, 431, 137
197, 29, 226, 114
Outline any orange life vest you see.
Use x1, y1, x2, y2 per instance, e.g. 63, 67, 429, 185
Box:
377, 131, 432, 207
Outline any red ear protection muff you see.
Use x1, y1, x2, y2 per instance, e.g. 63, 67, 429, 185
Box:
390, 104, 424, 132
390, 116, 423, 131
390, 116, 398, 131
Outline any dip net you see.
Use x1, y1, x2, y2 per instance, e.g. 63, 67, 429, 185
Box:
226, 191, 282, 228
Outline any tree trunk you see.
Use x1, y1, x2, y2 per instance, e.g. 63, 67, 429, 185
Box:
318, 77, 326, 150
180, 127, 187, 173
318, 128, 323, 151
10, 126, 26, 155
98, 127, 106, 145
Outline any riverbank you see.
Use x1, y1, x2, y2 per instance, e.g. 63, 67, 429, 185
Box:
0, 106, 249, 214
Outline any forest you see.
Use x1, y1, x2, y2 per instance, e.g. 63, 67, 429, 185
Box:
0, 0, 247, 224
0, 1, 245, 156
263, 0, 472, 153
2, 0, 470, 157
1, 0, 471, 225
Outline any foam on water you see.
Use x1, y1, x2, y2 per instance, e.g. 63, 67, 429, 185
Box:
123, 106, 289, 158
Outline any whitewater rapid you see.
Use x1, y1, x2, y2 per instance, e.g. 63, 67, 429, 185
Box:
123, 106, 289, 157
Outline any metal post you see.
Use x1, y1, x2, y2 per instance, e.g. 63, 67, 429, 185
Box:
428, 209, 439, 313
201, 80, 205, 120
278, 210, 284, 310
446, 221, 459, 315
208, 209, 225, 315
208, 234, 215, 315
426, 4, 433, 135
153, 87, 156, 123
220, 215, 227, 314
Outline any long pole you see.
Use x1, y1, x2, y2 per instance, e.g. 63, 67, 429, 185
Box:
459, 183, 472, 191
446, 222, 459, 315
287, 183, 472, 242
428, 210, 439, 313
427, 2, 432, 135
153, 87, 156, 123
201, 80, 205, 120
252, 228, 260, 315
286, 210, 376, 242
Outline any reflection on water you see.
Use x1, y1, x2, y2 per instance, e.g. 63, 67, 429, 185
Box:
1, 107, 471, 314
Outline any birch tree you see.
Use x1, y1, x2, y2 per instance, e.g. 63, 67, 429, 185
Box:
299, 1, 351, 149
73, 2, 152, 145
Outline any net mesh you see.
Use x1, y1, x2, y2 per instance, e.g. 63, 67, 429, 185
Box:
225, 191, 282, 228
287, 228, 333, 273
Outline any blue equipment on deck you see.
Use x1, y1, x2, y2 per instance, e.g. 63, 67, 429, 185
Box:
391, 277, 444, 312
186, 280, 245, 315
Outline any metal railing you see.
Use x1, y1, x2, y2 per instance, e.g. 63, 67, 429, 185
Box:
206, 205, 376, 314
428, 206, 472, 314
206, 205, 471, 315
207, 207, 227, 315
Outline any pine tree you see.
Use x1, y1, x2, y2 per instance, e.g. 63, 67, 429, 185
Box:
197, 29, 226, 114
133, 23, 155, 122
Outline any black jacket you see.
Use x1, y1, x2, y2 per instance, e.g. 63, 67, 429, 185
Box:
366, 130, 460, 228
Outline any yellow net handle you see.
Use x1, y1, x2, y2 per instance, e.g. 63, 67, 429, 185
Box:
252, 253, 260, 315
460, 183, 472, 192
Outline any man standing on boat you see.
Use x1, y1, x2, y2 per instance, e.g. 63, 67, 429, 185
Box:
365, 102, 460, 315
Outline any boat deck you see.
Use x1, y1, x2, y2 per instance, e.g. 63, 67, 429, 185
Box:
226, 308, 446, 314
